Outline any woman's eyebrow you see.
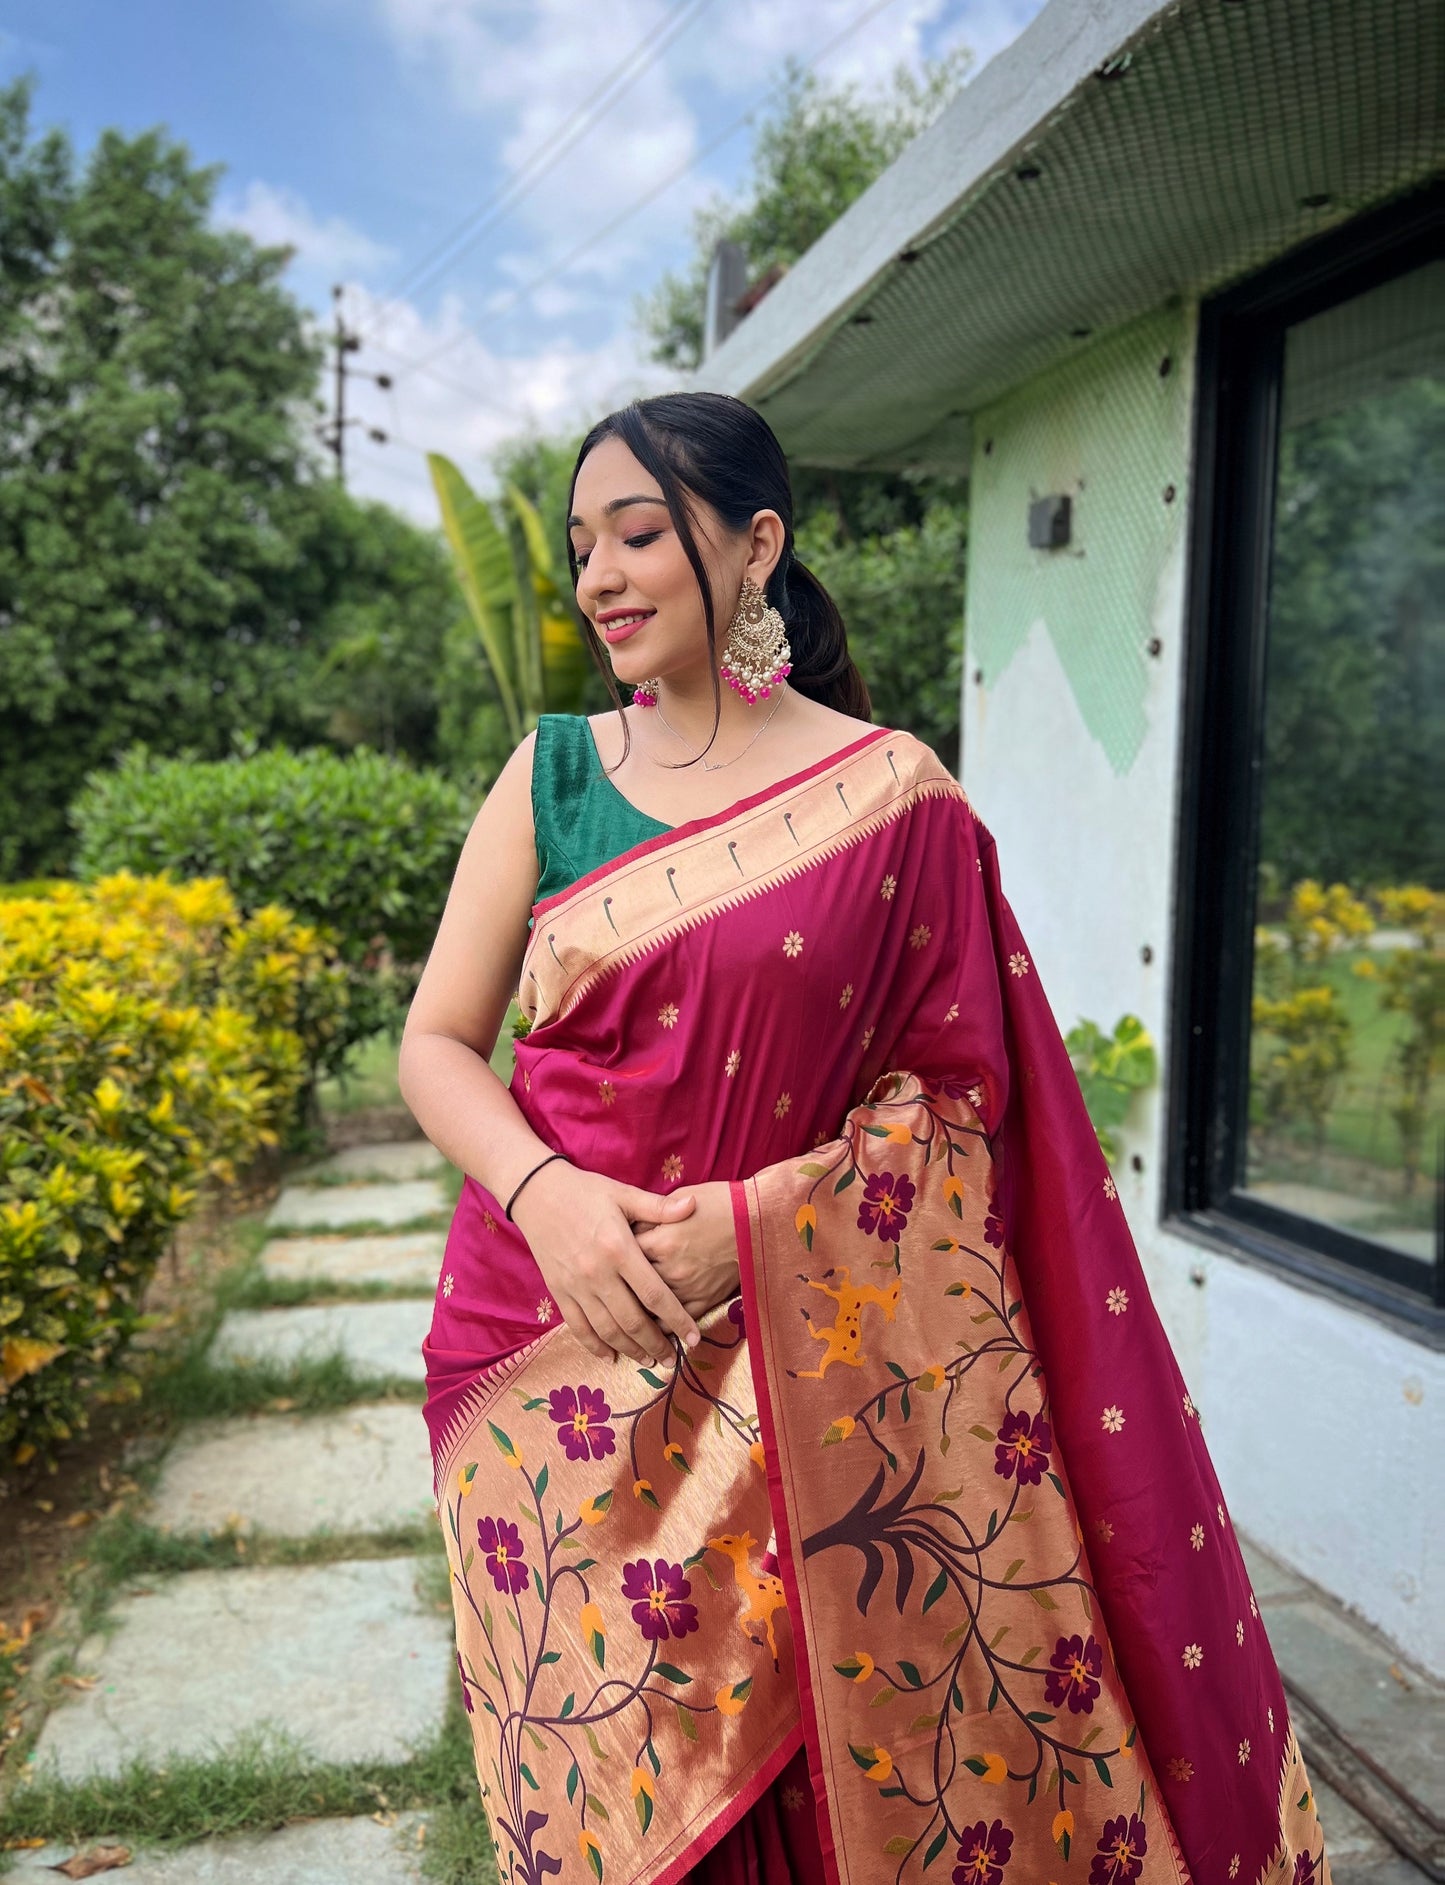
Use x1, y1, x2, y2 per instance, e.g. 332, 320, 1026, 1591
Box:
567, 494, 668, 529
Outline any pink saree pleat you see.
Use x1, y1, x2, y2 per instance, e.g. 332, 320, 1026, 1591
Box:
424, 729, 1330, 1885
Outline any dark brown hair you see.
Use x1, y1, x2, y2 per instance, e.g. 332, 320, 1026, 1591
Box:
565, 391, 871, 764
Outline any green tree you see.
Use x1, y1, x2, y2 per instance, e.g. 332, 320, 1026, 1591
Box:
639, 56, 969, 372
0, 80, 464, 878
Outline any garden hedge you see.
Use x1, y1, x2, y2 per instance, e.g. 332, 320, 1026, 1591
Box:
70, 745, 478, 1058
0, 873, 348, 1466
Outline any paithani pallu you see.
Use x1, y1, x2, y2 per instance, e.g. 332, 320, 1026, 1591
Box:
424, 727, 1331, 1885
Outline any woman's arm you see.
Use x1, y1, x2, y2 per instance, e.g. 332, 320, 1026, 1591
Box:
398, 734, 700, 1365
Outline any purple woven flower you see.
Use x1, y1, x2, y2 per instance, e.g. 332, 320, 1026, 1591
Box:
621, 1557, 699, 1642
1089, 1815, 1147, 1885
857, 1171, 915, 1243
953, 1820, 1013, 1885
993, 1409, 1051, 1486
477, 1515, 528, 1595
548, 1384, 616, 1462
983, 1210, 1005, 1248
1044, 1633, 1102, 1714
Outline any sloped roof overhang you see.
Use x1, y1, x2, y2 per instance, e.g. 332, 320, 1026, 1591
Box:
698, 0, 1443, 472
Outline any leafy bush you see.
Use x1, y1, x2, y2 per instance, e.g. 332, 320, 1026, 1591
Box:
70, 745, 477, 1056
795, 500, 967, 770
0, 873, 349, 1465
1065, 1014, 1158, 1165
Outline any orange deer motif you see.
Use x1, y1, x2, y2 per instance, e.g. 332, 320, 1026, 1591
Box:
789, 1265, 902, 1379
708, 1530, 787, 1667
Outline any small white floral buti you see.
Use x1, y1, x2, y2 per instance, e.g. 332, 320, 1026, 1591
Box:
1190, 1523, 1205, 1551
1101, 1404, 1125, 1433
536, 1297, 555, 1324
1182, 1643, 1203, 1670
442, 1272, 455, 1298
1008, 951, 1030, 977
880, 874, 897, 900
658, 1002, 680, 1029
783, 930, 804, 957
839, 983, 854, 1009
1107, 1286, 1129, 1315
724, 1049, 741, 1078
909, 923, 932, 950
774, 1092, 792, 1119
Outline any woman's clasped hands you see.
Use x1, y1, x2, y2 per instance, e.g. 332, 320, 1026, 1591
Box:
510, 1159, 741, 1366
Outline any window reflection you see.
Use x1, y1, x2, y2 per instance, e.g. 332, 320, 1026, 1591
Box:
1241, 261, 1443, 1274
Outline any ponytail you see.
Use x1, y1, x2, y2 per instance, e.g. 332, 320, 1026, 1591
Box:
772, 553, 871, 720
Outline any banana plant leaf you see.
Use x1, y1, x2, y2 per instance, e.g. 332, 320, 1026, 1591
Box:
429, 453, 524, 743
508, 485, 590, 715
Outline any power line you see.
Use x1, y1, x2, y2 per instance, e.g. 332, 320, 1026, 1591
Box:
359, 0, 713, 340
396, 0, 909, 386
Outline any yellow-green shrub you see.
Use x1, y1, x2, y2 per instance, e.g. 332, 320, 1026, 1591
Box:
0, 874, 349, 1464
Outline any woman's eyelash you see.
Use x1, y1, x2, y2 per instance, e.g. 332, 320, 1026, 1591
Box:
574, 531, 662, 569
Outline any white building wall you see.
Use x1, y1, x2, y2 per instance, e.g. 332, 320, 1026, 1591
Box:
959, 304, 1445, 1678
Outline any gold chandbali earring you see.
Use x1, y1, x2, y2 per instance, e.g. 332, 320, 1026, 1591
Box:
720, 574, 792, 703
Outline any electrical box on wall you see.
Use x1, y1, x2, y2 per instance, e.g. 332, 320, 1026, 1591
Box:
1028, 493, 1072, 549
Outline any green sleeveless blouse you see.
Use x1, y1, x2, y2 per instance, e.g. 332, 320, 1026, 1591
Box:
532, 714, 672, 907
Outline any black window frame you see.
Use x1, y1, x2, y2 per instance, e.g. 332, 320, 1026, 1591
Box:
1169, 182, 1445, 1340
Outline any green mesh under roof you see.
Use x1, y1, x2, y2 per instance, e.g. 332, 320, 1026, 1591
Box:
725, 0, 1443, 473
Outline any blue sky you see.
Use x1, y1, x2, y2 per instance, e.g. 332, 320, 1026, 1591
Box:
2, 0, 1044, 517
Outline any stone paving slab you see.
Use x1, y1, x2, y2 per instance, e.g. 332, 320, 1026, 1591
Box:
1239, 1533, 1311, 1604
261, 1230, 445, 1292
209, 1300, 430, 1381
31, 1559, 451, 1782
298, 1141, 447, 1183
1314, 1776, 1429, 1877
11, 1814, 429, 1883
1264, 1599, 1445, 1824
266, 1178, 450, 1233
145, 1406, 436, 1537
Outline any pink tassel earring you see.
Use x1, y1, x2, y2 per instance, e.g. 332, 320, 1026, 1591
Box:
720, 575, 792, 703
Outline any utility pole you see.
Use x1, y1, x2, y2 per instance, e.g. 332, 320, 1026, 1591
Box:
319, 284, 393, 486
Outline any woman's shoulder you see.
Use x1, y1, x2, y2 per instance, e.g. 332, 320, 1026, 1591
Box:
867, 723, 961, 793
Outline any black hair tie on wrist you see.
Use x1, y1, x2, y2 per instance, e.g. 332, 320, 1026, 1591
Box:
504, 1152, 568, 1222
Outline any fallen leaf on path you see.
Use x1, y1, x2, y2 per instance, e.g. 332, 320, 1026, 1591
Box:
49, 1845, 132, 1876
59, 1674, 98, 1690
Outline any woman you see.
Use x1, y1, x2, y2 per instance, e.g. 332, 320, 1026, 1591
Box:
399, 394, 1329, 1885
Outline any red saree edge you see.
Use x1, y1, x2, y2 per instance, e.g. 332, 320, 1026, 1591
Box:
652, 1720, 804, 1885
530, 724, 892, 920
730, 1177, 844, 1885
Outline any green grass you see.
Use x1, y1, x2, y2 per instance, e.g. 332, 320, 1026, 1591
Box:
227, 1271, 433, 1309
0, 1711, 492, 1871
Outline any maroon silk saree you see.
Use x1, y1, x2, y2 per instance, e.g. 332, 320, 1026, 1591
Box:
423, 728, 1329, 1885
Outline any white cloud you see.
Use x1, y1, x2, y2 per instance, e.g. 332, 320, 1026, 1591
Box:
215, 181, 397, 279
331, 280, 678, 524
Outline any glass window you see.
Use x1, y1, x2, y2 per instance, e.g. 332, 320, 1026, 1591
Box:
1239, 261, 1443, 1284
1175, 198, 1443, 1326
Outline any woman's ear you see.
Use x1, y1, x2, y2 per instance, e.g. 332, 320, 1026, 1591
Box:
745, 508, 787, 588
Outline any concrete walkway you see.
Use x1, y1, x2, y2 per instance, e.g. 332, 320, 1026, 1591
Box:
21, 1138, 459, 1880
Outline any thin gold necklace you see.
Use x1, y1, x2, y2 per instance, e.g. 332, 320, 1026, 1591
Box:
653, 688, 787, 772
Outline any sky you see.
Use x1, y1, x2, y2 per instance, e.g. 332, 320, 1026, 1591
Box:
1, 0, 1045, 522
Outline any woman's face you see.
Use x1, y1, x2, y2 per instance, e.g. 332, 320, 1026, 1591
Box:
567, 434, 775, 692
